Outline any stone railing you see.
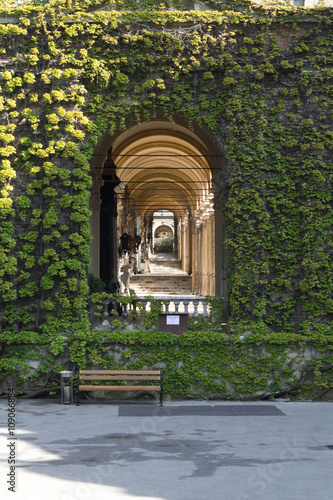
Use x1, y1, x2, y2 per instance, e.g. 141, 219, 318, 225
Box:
90, 295, 223, 331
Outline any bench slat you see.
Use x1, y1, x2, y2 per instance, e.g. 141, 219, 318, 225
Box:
76, 369, 163, 406
79, 370, 160, 375
79, 385, 161, 391
79, 375, 160, 381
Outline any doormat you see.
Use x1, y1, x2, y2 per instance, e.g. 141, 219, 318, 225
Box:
118, 405, 286, 417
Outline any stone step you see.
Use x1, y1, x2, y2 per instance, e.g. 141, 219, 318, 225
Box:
145, 266, 186, 274
131, 287, 192, 291
129, 274, 192, 296
131, 286, 192, 289
129, 290, 193, 296
131, 278, 190, 281
131, 275, 191, 281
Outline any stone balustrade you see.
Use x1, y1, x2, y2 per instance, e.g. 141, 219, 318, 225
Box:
90, 295, 224, 331
135, 296, 210, 316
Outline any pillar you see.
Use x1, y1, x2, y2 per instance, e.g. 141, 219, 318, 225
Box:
174, 216, 178, 253
183, 218, 191, 274
202, 219, 208, 295
99, 149, 121, 292
210, 213, 215, 295
191, 222, 197, 294
89, 190, 101, 277
197, 224, 202, 295
214, 196, 224, 297
100, 182, 119, 291
178, 218, 183, 263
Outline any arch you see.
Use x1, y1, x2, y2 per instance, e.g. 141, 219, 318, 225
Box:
89, 114, 227, 296
154, 225, 173, 238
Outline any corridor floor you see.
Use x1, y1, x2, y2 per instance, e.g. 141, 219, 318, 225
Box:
130, 253, 193, 296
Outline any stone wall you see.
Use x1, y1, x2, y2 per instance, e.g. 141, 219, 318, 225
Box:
0, 1, 332, 391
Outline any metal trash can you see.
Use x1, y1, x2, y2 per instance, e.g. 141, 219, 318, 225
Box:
60, 371, 74, 404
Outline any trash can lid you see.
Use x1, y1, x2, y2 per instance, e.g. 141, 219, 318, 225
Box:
59, 371, 74, 377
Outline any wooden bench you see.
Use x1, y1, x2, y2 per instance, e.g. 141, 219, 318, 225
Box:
76, 369, 163, 406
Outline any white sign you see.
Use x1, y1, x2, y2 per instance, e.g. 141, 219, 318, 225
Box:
166, 315, 180, 325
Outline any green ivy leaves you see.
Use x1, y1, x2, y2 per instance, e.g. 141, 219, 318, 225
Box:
0, 0, 332, 397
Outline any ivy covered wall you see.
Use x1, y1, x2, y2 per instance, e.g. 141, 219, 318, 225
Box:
0, 0, 332, 395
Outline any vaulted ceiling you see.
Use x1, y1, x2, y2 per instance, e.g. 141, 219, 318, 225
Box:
112, 120, 213, 220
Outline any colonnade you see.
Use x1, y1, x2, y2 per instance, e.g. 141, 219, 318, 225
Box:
89, 186, 219, 297
88, 118, 226, 298
177, 206, 215, 297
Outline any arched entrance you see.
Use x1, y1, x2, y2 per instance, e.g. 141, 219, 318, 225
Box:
152, 211, 174, 253
89, 118, 226, 296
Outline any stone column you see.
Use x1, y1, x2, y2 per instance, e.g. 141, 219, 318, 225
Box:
89, 186, 102, 278
136, 215, 142, 274
188, 220, 192, 275
99, 149, 121, 292
179, 218, 183, 265
100, 182, 119, 291
183, 217, 191, 274
181, 221, 185, 272
197, 224, 202, 295
148, 218, 153, 254
178, 219, 182, 261
191, 221, 197, 294
210, 213, 215, 295
174, 215, 178, 253
214, 196, 223, 297
202, 219, 208, 295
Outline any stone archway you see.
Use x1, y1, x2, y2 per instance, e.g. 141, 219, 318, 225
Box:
154, 224, 173, 238
90, 117, 226, 296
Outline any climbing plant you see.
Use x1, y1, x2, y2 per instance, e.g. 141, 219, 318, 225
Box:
0, 0, 332, 395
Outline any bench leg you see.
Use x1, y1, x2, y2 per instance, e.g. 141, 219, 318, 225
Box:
76, 376, 80, 406
160, 377, 163, 407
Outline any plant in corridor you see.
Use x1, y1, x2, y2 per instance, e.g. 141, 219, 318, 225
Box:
154, 233, 174, 253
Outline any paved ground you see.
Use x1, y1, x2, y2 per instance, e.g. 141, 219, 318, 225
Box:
145, 253, 188, 276
150, 253, 178, 262
1, 399, 333, 500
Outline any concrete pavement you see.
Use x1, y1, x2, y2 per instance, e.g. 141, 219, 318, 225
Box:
1, 399, 333, 500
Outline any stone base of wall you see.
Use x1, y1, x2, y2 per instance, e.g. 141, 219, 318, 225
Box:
1, 336, 332, 401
